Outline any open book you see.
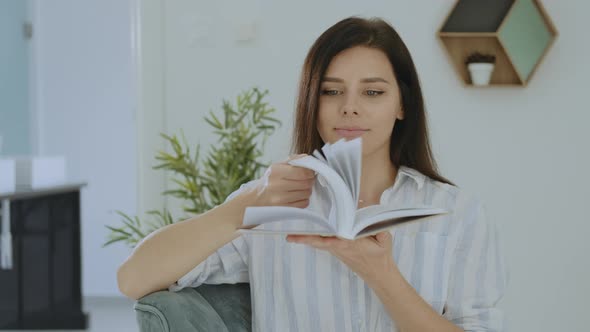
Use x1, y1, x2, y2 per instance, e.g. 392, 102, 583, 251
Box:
238, 138, 448, 240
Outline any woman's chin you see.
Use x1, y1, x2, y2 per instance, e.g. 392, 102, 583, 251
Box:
336, 132, 367, 140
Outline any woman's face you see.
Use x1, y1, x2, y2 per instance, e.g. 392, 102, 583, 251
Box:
317, 46, 404, 159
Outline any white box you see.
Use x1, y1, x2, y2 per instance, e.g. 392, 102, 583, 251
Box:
0, 159, 16, 194
15, 156, 67, 189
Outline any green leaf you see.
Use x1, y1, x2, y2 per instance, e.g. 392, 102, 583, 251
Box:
120, 217, 145, 239
105, 225, 132, 237
102, 236, 130, 247
104, 87, 279, 249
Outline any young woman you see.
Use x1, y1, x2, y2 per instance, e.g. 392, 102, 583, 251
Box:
118, 17, 507, 331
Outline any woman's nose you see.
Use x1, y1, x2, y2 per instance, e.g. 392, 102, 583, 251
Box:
341, 96, 360, 116
341, 106, 359, 116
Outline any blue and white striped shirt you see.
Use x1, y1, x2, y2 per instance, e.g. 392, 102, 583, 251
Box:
169, 166, 508, 331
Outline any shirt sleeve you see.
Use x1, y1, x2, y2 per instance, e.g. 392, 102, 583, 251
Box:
168, 180, 258, 292
442, 197, 509, 331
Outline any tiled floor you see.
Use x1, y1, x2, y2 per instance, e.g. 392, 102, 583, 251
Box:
4, 296, 139, 332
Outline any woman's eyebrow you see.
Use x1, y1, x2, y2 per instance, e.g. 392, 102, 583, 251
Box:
361, 77, 390, 84
322, 76, 391, 84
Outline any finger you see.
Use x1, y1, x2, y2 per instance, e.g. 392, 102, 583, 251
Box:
269, 163, 315, 181
374, 231, 393, 246
287, 235, 336, 249
283, 154, 308, 163
264, 188, 312, 206
282, 178, 315, 191
280, 189, 313, 204
286, 198, 310, 208
282, 165, 315, 181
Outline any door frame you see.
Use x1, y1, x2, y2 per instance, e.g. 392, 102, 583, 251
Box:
26, 0, 40, 155
131, 0, 167, 214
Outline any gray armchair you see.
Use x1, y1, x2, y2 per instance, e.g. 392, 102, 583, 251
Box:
134, 283, 252, 332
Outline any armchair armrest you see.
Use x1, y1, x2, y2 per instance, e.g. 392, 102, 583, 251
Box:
134, 283, 251, 332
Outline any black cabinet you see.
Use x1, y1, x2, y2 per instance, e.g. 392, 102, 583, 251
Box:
0, 184, 88, 329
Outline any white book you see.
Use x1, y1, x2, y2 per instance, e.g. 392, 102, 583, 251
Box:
239, 138, 448, 240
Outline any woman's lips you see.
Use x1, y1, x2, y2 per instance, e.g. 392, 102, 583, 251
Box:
334, 128, 369, 138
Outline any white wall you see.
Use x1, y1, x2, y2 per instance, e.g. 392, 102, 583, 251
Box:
35, 0, 137, 296
34, 0, 589, 330
141, 0, 589, 331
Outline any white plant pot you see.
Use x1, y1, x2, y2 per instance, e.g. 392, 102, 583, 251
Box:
467, 63, 494, 86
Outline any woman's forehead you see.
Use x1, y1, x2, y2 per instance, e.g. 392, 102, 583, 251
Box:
323, 46, 396, 82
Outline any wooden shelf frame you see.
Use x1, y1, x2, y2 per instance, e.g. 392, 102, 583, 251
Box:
437, 0, 558, 87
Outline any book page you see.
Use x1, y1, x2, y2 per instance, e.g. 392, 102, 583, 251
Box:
288, 155, 355, 233
238, 228, 337, 237
312, 150, 327, 163
351, 216, 432, 239
242, 206, 335, 232
354, 204, 436, 224
350, 141, 361, 205
332, 140, 356, 203
322, 138, 361, 204
321, 143, 346, 192
351, 207, 448, 236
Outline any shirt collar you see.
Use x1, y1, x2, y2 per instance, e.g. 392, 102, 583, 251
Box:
397, 166, 426, 190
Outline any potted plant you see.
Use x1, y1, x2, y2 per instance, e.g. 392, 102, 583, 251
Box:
465, 52, 496, 86
103, 87, 281, 248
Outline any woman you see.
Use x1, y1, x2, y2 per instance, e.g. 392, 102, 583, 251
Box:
118, 17, 507, 331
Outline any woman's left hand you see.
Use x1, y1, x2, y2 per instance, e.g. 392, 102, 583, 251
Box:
286, 231, 398, 283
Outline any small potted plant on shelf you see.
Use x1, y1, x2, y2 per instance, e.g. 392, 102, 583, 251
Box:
465, 52, 496, 86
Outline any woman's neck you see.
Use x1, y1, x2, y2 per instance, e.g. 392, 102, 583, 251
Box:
358, 152, 398, 208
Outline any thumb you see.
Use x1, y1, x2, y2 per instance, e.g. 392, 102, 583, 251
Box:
374, 231, 393, 245
284, 153, 308, 163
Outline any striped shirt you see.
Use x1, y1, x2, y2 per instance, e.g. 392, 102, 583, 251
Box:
169, 166, 508, 331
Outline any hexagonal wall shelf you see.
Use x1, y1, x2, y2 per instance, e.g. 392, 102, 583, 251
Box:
438, 0, 557, 87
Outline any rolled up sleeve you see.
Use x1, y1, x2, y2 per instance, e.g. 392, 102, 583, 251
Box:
168, 235, 250, 291
168, 180, 257, 292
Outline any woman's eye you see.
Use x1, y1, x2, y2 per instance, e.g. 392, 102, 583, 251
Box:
366, 90, 384, 96
321, 89, 341, 96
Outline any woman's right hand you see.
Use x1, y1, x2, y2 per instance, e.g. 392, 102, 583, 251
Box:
251, 154, 316, 209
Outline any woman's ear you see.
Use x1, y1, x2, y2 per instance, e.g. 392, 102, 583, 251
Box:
397, 82, 408, 120
396, 107, 405, 120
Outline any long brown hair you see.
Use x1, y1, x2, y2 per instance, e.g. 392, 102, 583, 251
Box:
292, 16, 454, 186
